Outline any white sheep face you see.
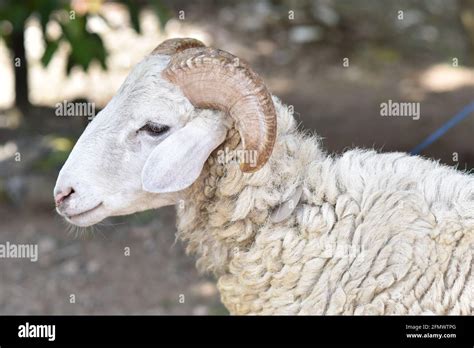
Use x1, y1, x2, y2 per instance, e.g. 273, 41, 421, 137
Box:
54, 54, 227, 226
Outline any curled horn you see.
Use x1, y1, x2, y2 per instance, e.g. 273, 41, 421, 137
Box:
152, 38, 206, 55
152, 38, 277, 172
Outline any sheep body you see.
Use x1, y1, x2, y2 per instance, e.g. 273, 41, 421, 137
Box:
177, 97, 474, 315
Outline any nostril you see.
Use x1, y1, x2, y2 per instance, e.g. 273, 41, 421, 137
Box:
55, 187, 75, 207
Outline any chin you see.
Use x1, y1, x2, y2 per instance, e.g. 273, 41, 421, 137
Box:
59, 203, 109, 227
64, 215, 106, 227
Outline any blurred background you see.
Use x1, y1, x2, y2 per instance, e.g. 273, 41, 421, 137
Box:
0, 0, 473, 314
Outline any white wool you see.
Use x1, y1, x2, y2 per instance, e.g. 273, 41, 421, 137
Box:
177, 97, 474, 315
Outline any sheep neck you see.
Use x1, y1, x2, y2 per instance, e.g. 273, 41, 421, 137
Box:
174, 98, 323, 276
175, 128, 252, 275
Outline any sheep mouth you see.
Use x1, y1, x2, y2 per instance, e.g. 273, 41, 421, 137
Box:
66, 202, 103, 220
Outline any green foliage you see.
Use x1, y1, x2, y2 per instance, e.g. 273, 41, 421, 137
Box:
123, 0, 141, 33
41, 37, 59, 66
32, 147, 71, 172
59, 15, 107, 72
32, 135, 74, 172
150, 0, 171, 31
0, 0, 170, 74
122, 0, 171, 33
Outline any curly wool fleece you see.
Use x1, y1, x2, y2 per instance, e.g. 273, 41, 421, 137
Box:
176, 97, 474, 315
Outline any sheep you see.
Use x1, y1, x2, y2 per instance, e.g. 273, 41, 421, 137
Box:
54, 38, 474, 315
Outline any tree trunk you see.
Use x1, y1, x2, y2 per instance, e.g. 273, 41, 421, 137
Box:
12, 27, 30, 109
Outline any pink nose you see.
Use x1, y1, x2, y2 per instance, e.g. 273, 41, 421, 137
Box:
55, 187, 75, 207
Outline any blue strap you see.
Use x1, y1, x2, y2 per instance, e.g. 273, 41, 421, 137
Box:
410, 101, 474, 155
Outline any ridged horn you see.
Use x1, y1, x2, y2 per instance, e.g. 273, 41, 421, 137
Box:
153, 39, 277, 173
151, 38, 206, 55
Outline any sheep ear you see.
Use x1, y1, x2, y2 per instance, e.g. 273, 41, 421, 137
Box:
141, 117, 227, 193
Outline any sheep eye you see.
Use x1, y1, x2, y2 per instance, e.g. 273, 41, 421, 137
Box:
139, 122, 170, 136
